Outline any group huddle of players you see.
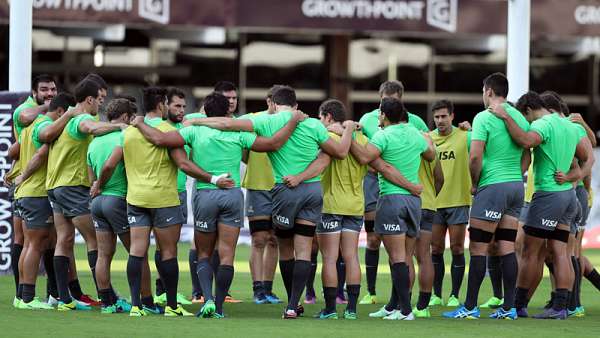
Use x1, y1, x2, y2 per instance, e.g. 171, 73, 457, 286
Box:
5, 71, 600, 320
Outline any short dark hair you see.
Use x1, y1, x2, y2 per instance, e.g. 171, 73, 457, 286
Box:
380, 97, 407, 123
379, 80, 404, 98
515, 91, 546, 114
74, 79, 102, 103
114, 94, 137, 103
431, 99, 454, 114
272, 86, 297, 107
32, 74, 55, 91
483, 72, 509, 98
84, 73, 108, 90
203, 92, 229, 117
167, 87, 186, 103
106, 98, 137, 121
213, 81, 237, 93
540, 91, 569, 114
142, 87, 167, 113
48, 92, 75, 112
267, 85, 285, 99
319, 99, 346, 122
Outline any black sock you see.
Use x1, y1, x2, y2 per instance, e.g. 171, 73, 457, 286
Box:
365, 248, 379, 296
263, 280, 274, 294
17, 284, 23, 299
336, 256, 346, 298
109, 285, 118, 304
43, 248, 58, 298
87, 250, 99, 292
465, 255, 486, 310
568, 256, 580, 310
215, 265, 234, 314
141, 296, 155, 308
253, 280, 265, 296
54, 256, 72, 303
515, 287, 529, 309
385, 261, 399, 311
417, 291, 431, 311
391, 262, 411, 315
196, 258, 214, 301
306, 251, 317, 297
21, 284, 35, 303
11, 244, 23, 296
323, 287, 337, 313
68, 279, 83, 300
487, 255, 503, 299
210, 251, 220, 273
288, 259, 311, 311
160, 258, 179, 309
451, 253, 465, 297
127, 255, 144, 307
189, 249, 201, 297
98, 288, 113, 307
154, 250, 165, 296
432, 253, 444, 298
279, 259, 295, 302
500, 253, 517, 310
584, 269, 600, 292
346, 284, 360, 313
553, 288, 569, 311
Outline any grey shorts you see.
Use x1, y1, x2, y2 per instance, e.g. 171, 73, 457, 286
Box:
525, 190, 578, 234
375, 194, 421, 238
271, 182, 323, 230
47, 186, 91, 218
193, 188, 244, 232
433, 206, 470, 226
420, 209, 436, 232
12, 197, 23, 218
8, 185, 22, 218
575, 186, 589, 229
471, 182, 524, 222
363, 172, 379, 213
179, 191, 188, 223
127, 203, 184, 228
246, 189, 273, 218
91, 195, 129, 234
317, 213, 363, 234
19, 197, 53, 229
573, 200, 583, 233
519, 202, 530, 224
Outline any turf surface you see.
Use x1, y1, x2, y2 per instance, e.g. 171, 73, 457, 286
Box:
2, 244, 600, 337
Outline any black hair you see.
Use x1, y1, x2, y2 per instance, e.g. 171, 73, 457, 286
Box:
84, 73, 108, 90
213, 81, 237, 93
167, 87, 186, 103
483, 72, 509, 98
114, 94, 137, 103
203, 92, 229, 117
142, 87, 167, 113
74, 79, 102, 103
48, 92, 75, 112
32, 74, 55, 91
319, 99, 346, 122
431, 99, 454, 114
380, 97, 407, 123
272, 86, 297, 107
515, 91, 546, 114
540, 91, 569, 114
267, 85, 285, 99
379, 80, 404, 98
106, 98, 137, 121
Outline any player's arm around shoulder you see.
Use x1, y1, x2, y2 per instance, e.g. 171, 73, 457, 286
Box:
131, 116, 185, 148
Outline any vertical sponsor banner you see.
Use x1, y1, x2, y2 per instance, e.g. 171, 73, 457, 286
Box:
0, 92, 27, 275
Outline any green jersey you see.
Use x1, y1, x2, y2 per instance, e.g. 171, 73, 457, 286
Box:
370, 123, 427, 196
171, 121, 189, 193
178, 125, 256, 190
251, 111, 330, 184
87, 130, 127, 197
471, 103, 530, 187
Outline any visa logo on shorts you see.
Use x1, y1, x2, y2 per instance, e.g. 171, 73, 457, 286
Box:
484, 210, 502, 220
322, 221, 339, 229
383, 224, 401, 232
127, 216, 136, 224
275, 215, 290, 225
541, 219, 558, 228
195, 221, 208, 229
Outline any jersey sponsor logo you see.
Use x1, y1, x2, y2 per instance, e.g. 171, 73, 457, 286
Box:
127, 216, 136, 224
438, 150, 456, 160
383, 223, 402, 232
322, 221, 340, 230
275, 214, 290, 225
484, 210, 502, 220
541, 218, 558, 228
195, 221, 208, 229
